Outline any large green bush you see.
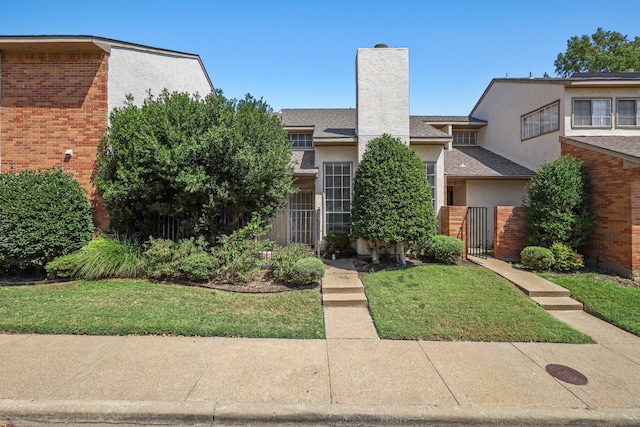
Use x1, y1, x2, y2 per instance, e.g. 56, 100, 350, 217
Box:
291, 257, 325, 286
0, 168, 93, 271
351, 134, 437, 264
520, 246, 555, 271
425, 235, 465, 264
144, 237, 214, 282
525, 156, 593, 250
269, 244, 315, 283
96, 90, 295, 243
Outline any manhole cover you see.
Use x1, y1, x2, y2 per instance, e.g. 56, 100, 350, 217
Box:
546, 364, 588, 385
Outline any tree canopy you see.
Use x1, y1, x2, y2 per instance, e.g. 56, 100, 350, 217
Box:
351, 134, 437, 264
96, 90, 295, 242
555, 28, 640, 77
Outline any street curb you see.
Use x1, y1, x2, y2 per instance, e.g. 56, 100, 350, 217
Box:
2, 400, 640, 426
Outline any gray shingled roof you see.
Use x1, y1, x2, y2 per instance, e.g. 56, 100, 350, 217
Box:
290, 150, 318, 175
419, 115, 487, 124
445, 146, 535, 178
561, 136, 640, 160
278, 109, 451, 139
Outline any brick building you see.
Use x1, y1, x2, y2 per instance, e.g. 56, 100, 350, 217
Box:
0, 36, 213, 228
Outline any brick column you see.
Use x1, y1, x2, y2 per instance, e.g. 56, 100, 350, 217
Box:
494, 206, 528, 261
441, 206, 468, 258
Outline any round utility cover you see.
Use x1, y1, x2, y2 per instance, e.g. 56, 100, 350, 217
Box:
546, 364, 588, 385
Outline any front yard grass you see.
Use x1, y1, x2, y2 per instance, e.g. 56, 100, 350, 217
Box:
0, 279, 325, 339
538, 272, 640, 336
362, 264, 594, 343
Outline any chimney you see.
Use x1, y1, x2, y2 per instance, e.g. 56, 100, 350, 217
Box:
355, 45, 410, 161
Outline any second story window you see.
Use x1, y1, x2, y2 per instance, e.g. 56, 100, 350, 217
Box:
618, 99, 640, 126
521, 102, 559, 140
452, 131, 477, 145
573, 99, 611, 127
288, 133, 313, 149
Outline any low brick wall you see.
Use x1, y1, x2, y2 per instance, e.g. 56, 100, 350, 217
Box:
441, 206, 468, 258
494, 206, 528, 261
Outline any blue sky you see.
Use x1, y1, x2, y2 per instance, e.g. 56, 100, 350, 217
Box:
2, 0, 640, 115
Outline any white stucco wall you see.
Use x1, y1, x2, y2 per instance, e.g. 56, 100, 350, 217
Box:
564, 87, 640, 136
356, 47, 410, 159
107, 46, 213, 112
473, 80, 565, 171
464, 179, 529, 245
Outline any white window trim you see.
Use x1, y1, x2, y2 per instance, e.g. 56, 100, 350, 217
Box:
521, 101, 559, 140
324, 162, 352, 233
572, 98, 612, 129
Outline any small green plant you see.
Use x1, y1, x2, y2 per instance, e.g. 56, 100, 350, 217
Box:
321, 231, 356, 259
45, 253, 81, 278
426, 235, 465, 264
291, 257, 325, 286
550, 243, 584, 272
269, 244, 315, 283
144, 237, 214, 281
520, 246, 555, 271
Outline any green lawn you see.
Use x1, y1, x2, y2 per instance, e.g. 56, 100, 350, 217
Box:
362, 264, 594, 343
538, 272, 640, 336
0, 279, 325, 339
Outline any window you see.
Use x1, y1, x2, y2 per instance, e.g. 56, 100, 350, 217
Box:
521, 102, 559, 139
617, 99, 640, 126
453, 131, 477, 145
288, 133, 313, 149
424, 161, 436, 208
324, 162, 351, 233
573, 99, 611, 127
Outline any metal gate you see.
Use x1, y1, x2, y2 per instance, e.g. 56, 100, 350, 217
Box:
266, 208, 321, 247
466, 207, 488, 259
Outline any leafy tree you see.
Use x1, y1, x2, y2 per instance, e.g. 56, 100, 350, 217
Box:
351, 134, 437, 264
96, 90, 295, 242
555, 28, 640, 77
525, 156, 593, 250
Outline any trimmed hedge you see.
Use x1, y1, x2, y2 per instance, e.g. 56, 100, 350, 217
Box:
520, 246, 555, 271
291, 257, 325, 286
426, 235, 465, 264
0, 168, 93, 270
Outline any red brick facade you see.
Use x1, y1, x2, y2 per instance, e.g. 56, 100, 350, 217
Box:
0, 51, 109, 228
562, 142, 640, 277
441, 205, 468, 258
494, 206, 528, 261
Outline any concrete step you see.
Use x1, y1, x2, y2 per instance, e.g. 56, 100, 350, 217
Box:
531, 296, 584, 311
322, 283, 364, 294
323, 292, 368, 307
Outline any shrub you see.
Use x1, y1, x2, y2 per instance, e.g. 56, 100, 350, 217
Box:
269, 244, 315, 283
321, 231, 356, 259
550, 242, 584, 272
526, 156, 593, 250
144, 237, 214, 281
291, 257, 325, 286
0, 168, 93, 271
426, 235, 465, 264
520, 246, 555, 271
45, 253, 81, 279
210, 220, 273, 282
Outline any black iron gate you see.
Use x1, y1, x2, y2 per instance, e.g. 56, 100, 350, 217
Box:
466, 207, 488, 259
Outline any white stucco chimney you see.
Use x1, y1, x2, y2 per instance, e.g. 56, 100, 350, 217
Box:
356, 45, 410, 160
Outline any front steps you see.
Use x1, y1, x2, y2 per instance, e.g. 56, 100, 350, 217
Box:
322, 260, 368, 308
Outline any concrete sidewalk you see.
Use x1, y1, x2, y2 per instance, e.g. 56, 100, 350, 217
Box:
1, 261, 640, 426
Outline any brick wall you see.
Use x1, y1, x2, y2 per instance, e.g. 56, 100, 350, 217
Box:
441, 205, 468, 258
494, 206, 527, 261
562, 142, 640, 276
0, 51, 109, 229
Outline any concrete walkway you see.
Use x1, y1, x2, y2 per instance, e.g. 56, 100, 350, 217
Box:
1, 261, 640, 426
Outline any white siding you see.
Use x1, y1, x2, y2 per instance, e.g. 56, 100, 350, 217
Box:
107, 46, 213, 112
